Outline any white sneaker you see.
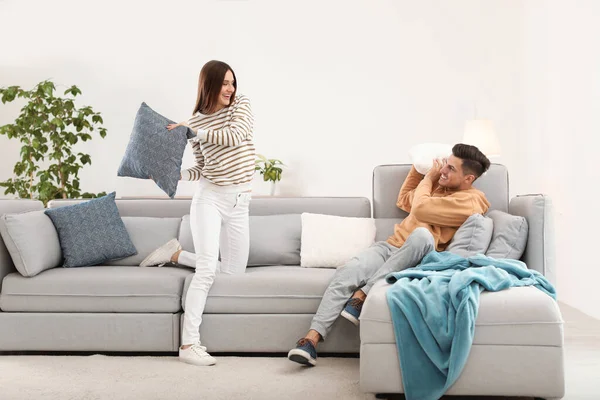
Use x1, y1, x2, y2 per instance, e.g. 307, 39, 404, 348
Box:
179, 343, 217, 366
139, 238, 182, 267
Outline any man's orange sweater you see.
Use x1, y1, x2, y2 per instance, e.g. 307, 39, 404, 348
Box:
387, 166, 491, 251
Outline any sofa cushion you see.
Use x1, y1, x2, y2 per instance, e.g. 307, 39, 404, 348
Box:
485, 210, 529, 260
446, 213, 494, 257
248, 214, 301, 266
0, 210, 62, 277
374, 218, 402, 243
44, 192, 137, 268
0, 266, 191, 313
105, 217, 181, 266
300, 213, 376, 268
182, 266, 336, 313
360, 281, 563, 347
179, 214, 302, 266
117, 102, 194, 198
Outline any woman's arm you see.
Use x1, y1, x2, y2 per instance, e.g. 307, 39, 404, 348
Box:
180, 141, 205, 181
199, 96, 254, 147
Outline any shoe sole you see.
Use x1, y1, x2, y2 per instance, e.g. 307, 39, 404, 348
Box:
340, 310, 360, 326
139, 252, 169, 268
287, 349, 316, 366
179, 356, 217, 367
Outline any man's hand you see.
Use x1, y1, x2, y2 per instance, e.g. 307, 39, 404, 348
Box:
425, 158, 444, 183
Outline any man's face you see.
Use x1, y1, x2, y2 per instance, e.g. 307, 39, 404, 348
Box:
438, 155, 472, 189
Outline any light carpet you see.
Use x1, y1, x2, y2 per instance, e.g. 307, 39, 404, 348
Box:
1, 303, 598, 400
0, 355, 371, 400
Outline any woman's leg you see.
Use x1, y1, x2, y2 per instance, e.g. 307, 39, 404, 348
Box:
181, 195, 222, 347
219, 192, 251, 275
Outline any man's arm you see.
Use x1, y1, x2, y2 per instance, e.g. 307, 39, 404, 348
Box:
410, 161, 481, 227
396, 166, 425, 213
411, 180, 477, 227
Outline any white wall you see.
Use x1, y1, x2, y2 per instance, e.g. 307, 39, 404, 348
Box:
523, 0, 600, 319
0, 0, 524, 199
2, 1, 596, 316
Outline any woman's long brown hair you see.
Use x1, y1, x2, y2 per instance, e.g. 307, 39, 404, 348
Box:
192, 60, 237, 115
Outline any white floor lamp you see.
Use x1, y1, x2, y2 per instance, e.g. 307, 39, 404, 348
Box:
462, 119, 501, 161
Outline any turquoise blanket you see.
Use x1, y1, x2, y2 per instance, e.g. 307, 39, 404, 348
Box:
385, 252, 556, 400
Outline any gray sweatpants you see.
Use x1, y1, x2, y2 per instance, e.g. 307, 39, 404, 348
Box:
309, 227, 435, 339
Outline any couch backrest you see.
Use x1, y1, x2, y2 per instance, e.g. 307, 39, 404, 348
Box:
372, 164, 509, 242
373, 164, 508, 218
0, 200, 45, 289
48, 197, 372, 218
45, 197, 372, 267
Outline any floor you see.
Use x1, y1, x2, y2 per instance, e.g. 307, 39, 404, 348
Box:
0, 302, 598, 400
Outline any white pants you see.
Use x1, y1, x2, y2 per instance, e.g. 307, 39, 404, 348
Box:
180, 182, 251, 346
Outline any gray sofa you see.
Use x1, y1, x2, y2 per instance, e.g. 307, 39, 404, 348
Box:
361, 165, 564, 399
0, 164, 564, 399
0, 197, 368, 353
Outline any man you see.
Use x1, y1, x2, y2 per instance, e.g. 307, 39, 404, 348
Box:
287, 143, 491, 366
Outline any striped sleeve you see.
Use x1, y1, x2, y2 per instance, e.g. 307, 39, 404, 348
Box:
204, 96, 254, 147
181, 141, 205, 181
186, 115, 207, 140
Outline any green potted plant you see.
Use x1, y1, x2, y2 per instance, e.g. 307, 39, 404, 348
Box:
254, 154, 283, 196
0, 80, 108, 206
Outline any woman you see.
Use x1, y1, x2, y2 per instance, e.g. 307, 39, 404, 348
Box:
140, 60, 255, 366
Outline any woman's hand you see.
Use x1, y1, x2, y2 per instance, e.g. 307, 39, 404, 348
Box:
167, 121, 189, 131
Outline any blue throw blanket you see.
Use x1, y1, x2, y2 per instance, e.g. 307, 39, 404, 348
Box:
385, 252, 556, 400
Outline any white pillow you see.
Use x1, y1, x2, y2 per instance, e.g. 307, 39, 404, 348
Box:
409, 143, 453, 174
300, 213, 376, 268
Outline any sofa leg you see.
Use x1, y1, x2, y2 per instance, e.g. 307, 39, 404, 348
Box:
375, 395, 405, 400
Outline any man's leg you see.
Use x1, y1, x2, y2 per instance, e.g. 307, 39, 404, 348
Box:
361, 227, 435, 295
288, 241, 395, 365
309, 241, 395, 339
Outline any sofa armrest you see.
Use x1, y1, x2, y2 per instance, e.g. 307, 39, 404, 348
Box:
0, 240, 15, 293
508, 194, 555, 285
0, 200, 45, 291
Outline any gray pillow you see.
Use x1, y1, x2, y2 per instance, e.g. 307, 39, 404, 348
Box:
178, 214, 301, 266
117, 102, 194, 198
446, 213, 493, 258
44, 192, 137, 268
0, 210, 62, 277
249, 214, 301, 266
485, 210, 529, 260
105, 216, 181, 266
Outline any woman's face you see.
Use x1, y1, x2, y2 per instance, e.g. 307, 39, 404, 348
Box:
217, 70, 235, 110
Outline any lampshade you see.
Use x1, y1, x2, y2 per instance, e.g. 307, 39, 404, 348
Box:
462, 119, 501, 157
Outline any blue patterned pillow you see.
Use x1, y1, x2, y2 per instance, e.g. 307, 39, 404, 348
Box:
44, 192, 137, 268
118, 102, 194, 198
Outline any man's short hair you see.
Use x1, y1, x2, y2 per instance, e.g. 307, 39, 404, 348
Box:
452, 143, 491, 179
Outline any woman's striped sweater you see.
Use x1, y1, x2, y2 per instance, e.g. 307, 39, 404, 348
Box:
181, 94, 255, 186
